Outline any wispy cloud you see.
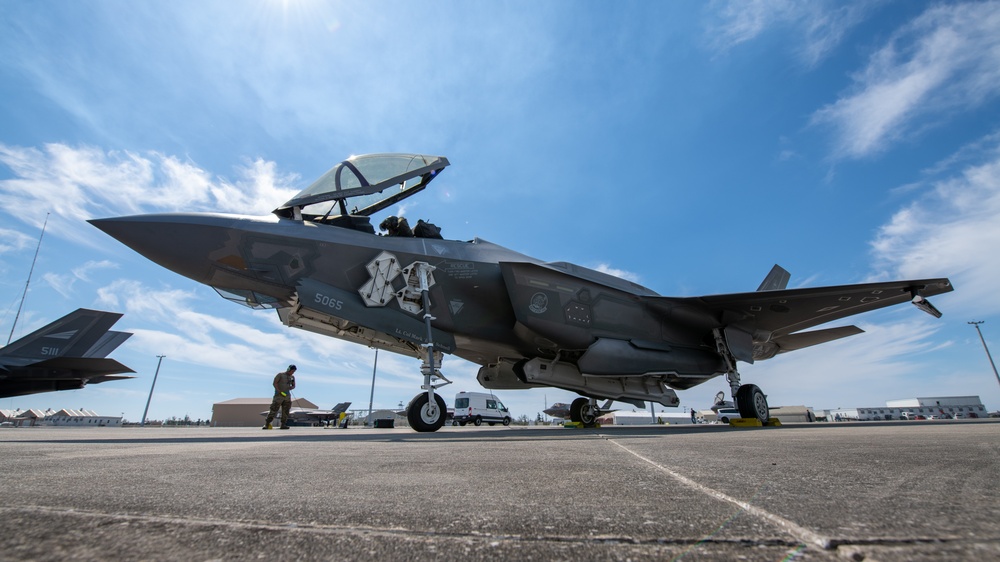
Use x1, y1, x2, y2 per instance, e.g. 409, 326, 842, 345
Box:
707, 0, 874, 66
745, 318, 949, 409
593, 263, 642, 283
42, 259, 117, 298
0, 227, 34, 254
870, 134, 1000, 316
811, 2, 1000, 159
0, 143, 300, 242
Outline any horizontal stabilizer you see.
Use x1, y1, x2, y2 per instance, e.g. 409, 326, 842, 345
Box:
29, 357, 135, 375
773, 325, 864, 353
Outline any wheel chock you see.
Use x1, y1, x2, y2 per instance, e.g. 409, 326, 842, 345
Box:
729, 418, 763, 427
562, 422, 601, 429
763, 418, 782, 427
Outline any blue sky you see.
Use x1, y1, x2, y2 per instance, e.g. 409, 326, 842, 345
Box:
2, 0, 1000, 422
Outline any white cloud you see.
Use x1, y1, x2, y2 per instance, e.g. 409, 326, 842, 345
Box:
812, 2, 1000, 159
870, 140, 1000, 317
42, 259, 118, 298
708, 0, 873, 66
593, 263, 642, 283
0, 227, 35, 254
0, 143, 300, 242
743, 318, 949, 409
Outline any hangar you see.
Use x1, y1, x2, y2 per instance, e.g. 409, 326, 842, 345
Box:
211, 397, 318, 427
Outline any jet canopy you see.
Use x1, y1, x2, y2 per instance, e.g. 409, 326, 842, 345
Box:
274, 153, 450, 222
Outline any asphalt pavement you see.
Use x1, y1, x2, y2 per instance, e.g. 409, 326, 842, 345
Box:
1, 420, 998, 561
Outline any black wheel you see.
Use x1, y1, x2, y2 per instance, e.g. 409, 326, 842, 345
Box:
473, 416, 482, 426
502, 417, 511, 426
570, 397, 599, 427
459, 421, 467, 426
736, 384, 769, 423
406, 392, 447, 432
488, 422, 495, 426
569, 397, 588, 423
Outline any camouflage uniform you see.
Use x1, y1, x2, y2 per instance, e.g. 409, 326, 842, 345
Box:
263, 366, 296, 429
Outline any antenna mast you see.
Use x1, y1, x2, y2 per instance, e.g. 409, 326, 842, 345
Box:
7, 213, 50, 346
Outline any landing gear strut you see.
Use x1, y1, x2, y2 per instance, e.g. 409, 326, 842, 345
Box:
713, 328, 769, 423
403, 262, 451, 432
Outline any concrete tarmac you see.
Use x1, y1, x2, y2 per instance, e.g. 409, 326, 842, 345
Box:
1, 420, 998, 561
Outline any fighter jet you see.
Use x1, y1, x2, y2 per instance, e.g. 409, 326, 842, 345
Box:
0, 308, 134, 398
90, 153, 953, 432
263, 401, 353, 427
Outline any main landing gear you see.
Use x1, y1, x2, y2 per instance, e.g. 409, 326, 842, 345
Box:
713, 329, 770, 423
569, 397, 600, 427
402, 262, 451, 432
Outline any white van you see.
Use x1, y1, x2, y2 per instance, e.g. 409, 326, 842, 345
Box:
453, 391, 512, 426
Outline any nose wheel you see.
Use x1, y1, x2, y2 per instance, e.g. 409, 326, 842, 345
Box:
407, 392, 448, 432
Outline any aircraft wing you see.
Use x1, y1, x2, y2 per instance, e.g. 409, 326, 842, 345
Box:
648, 278, 953, 339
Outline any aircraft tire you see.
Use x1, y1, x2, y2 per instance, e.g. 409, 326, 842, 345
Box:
736, 384, 769, 423
474, 416, 483, 426
570, 397, 599, 426
407, 392, 448, 432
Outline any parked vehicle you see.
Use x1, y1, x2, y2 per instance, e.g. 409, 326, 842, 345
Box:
716, 408, 741, 424
453, 391, 512, 426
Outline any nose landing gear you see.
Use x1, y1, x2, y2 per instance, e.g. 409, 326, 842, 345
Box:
402, 262, 452, 432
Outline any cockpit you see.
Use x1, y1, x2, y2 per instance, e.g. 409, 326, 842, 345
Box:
273, 153, 450, 237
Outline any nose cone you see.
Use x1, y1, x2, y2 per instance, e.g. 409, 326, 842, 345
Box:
89, 213, 236, 284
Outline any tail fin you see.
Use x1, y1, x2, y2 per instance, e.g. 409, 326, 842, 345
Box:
0, 309, 131, 360
757, 265, 791, 292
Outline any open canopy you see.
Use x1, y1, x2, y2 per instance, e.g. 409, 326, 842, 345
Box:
274, 153, 450, 220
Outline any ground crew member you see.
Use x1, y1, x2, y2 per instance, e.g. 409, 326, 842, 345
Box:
263, 364, 297, 430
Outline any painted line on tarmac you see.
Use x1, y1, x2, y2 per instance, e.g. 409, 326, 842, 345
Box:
602, 437, 833, 551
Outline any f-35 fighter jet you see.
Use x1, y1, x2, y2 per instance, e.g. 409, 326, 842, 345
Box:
90, 153, 952, 431
0, 308, 134, 398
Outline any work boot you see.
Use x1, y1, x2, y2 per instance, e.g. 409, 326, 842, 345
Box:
262, 423, 272, 430
279, 425, 290, 430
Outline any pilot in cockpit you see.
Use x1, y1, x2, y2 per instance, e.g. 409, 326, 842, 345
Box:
379, 216, 413, 237
380, 216, 444, 239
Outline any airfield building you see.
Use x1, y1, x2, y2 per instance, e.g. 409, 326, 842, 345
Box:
46, 408, 123, 427
211, 397, 317, 427
824, 396, 987, 421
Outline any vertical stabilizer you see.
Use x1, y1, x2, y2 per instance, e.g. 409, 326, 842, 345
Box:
0, 309, 125, 360
757, 265, 791, 292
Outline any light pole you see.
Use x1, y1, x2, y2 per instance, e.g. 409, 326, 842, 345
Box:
969, 321, 1000, 389
141, 355, 166, 427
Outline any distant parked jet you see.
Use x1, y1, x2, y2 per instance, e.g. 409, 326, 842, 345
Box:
0, 309, 134, 398
262, 401, 353, 427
